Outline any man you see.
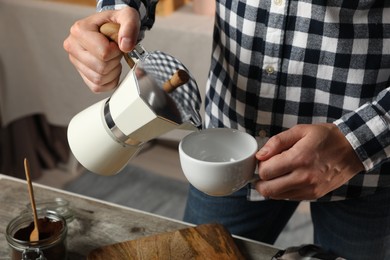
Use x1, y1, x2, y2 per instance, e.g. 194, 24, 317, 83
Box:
64, 1, 390, 259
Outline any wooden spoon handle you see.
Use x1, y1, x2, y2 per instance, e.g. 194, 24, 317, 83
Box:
99, 23, 135, 68
24, 158, 39, 240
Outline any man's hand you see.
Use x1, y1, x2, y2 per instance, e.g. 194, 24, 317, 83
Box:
255, 123, 365, 200
63, 7, 140, 92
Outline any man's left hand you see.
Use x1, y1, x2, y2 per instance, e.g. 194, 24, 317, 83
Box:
255, 123, 365, 200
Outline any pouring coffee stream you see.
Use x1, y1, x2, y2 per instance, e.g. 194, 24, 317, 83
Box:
67, 23, 202, 176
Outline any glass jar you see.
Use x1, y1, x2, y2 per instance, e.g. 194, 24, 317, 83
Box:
6, 209, 67, 260
25, 198, 74, 223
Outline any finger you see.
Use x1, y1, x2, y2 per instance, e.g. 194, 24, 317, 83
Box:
78, 68, 120, 93
258, 145, 303, 180
69, 54, 121, 92
255, 170, 309, 198
256, 125, 306, 160
115, 7, 140, 52
68, 33, 122, 72
256, 169, 330, 201
93, 7, 141, 52
66, 31, 123, 91
69, 11, 134, 61
70, 23, 115, 61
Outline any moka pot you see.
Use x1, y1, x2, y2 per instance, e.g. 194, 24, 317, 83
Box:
67, 23, 202, 176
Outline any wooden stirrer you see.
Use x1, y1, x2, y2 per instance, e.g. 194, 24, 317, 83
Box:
24, 158, 40, 242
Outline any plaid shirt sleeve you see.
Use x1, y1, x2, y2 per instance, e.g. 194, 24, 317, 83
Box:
96, 0, 158, 40
334, 89, 390, 172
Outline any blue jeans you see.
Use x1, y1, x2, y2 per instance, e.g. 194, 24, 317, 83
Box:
183, 185, 390, 260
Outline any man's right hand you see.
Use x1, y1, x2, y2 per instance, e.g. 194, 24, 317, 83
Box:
63, 7, 140, 92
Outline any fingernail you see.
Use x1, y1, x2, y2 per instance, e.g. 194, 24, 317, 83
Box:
256, 147, 269, 157
120, 37, 133, 52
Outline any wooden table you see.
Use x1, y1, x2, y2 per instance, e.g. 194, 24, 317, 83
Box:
0, 174, 279, 259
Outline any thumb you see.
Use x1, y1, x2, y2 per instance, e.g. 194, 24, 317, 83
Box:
116, 7, 141, 52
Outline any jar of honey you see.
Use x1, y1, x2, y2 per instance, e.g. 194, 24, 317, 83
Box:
6, 209, 67, 260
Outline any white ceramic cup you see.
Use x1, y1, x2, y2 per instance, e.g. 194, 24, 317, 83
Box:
179, 128, 259, 196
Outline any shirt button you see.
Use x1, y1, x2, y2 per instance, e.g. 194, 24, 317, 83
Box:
274, 0, 283, 5
258, 130, 267, 138
265, 66, 275, 75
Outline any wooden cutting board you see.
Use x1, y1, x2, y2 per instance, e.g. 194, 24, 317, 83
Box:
87, 223, 245, 259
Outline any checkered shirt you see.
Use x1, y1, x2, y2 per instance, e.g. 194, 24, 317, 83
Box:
99, 0, 390, 201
